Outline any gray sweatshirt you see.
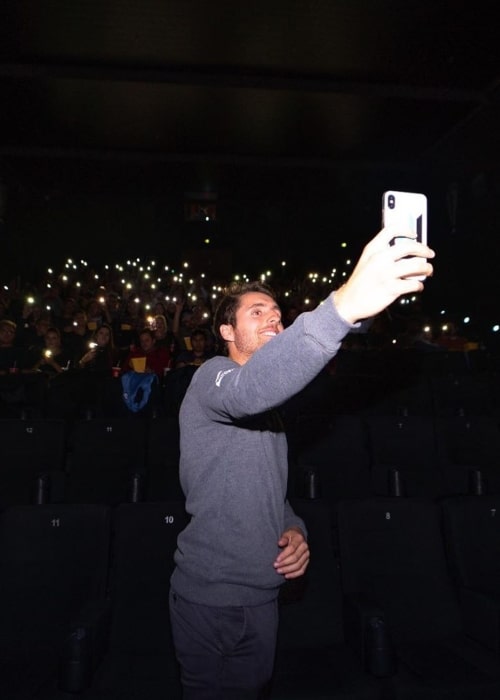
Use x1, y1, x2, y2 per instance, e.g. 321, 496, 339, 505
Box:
171, 294, 354, 606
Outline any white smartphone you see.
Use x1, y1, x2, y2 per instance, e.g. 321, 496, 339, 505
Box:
382, 190, 428, 280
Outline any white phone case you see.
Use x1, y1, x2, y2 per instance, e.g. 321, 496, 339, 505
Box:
382, 190, 427, 244
382, 190, 427, 280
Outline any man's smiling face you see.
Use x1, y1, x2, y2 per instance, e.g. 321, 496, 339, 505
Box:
220, 292, 283, 365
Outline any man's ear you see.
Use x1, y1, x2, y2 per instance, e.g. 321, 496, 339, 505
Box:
219, 324, 235, 343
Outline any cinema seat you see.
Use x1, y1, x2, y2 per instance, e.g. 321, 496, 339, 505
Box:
270, 498, 389, 699
337, 497, 500, 699
441, 494, 500, 655
0, 418, 67, 507
65, 417, 148, 504
84, 501, 188, 700
0, 503, 111, 698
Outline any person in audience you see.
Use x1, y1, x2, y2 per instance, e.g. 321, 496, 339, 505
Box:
153, 300, 169, 317
17, 298, 44, 335
31, 326, 72, 375
153, 313, 177, 353
162, 297, 181, 331
75, 323, 123, 414
0, 318, 43, 414
58, 297, 79, 332
22, 315, 52, 355
0, 319, 28, 373
115, 297, 144, 347
175, 328, 213, 368
169, 227, 435, 698
174, 307, 197, 351
77, 323, 121, 372
63, 309, 93, 364
122, 327, 172, 380
42, 281, 64, 320
105, 292, 122, 326
85, 297, 112, 330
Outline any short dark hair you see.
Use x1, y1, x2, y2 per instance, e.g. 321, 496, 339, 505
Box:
213, 281, 276, 353
45, 326, 61, 338
139, 327, 155, 340
190, 327, 207, 341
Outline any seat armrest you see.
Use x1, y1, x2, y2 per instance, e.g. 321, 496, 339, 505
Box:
58, 598, 112, 693
343, 592, 396, 677
343, 593, 396, 678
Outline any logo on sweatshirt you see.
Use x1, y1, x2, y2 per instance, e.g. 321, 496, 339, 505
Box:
215, 368, 235, 387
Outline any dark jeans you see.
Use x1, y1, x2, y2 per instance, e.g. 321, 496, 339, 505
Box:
169, 588, 278, 700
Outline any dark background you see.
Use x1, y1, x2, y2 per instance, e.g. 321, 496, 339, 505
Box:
1, 1, 500, 329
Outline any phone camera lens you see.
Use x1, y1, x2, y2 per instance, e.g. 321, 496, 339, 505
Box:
388, 194, 395, 209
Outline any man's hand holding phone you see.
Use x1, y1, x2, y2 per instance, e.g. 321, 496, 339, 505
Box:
333, 192, 434, 325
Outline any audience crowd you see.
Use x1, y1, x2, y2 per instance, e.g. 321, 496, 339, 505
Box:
0, 255, 489, 420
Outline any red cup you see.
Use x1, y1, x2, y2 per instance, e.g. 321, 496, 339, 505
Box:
111, 366, 121, 378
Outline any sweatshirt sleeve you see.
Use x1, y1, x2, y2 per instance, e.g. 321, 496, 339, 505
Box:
195, 292, 357, 421
283, 499, 307, 540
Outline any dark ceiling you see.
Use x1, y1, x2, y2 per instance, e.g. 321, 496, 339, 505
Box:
2, 1, 500, 321
1, 1, 500, 175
